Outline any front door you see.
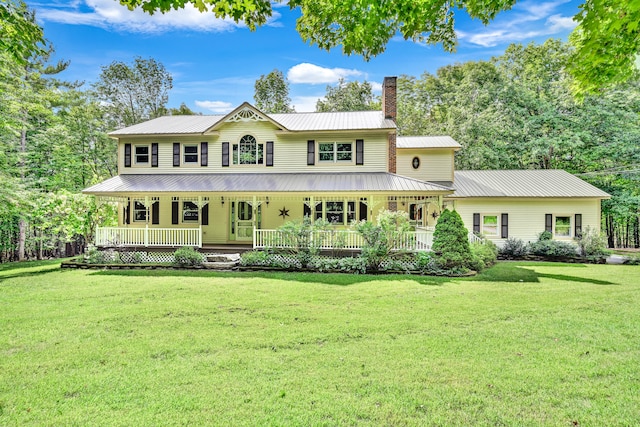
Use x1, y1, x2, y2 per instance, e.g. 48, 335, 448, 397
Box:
230, 201, 260, 241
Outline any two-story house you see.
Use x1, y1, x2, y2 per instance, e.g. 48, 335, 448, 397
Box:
83, 77, 609, 249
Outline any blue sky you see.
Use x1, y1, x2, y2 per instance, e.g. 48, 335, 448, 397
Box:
27, 0, 580, 113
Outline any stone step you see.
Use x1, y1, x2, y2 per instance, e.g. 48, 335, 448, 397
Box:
206, 253, 240, 263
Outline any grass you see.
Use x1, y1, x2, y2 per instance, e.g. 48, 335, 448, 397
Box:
1, 260, 639, 426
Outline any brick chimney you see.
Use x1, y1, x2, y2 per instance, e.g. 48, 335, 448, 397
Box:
382, 76, 397, 173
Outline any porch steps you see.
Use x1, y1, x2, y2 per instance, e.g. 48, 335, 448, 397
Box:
203, 253, 241, 270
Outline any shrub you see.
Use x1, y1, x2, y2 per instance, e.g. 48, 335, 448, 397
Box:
308, 256, 367, 274
538, 230, 553, 241
354, 210, 412, 271
84, 245, 113, 264
277, 217, 329, 267
471, 241, 498, 271
500, 237, 528, 258
576, 226, 611, 259
527, 240, 578, 258
432, 209, 473, 270
239, 250, 271, 266
625, 254, 640, 265
174, 246, 204, 266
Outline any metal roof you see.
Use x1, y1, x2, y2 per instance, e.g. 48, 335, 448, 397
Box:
397, 136, 462, 149
450, 170, 610, 198
270, 111, 396, 131
109, 108, 395, 136
83, 173, 452, 194
110, 115, 225, 136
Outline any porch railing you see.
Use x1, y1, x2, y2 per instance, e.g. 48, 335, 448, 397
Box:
95, 226, 202, 248
253, 227, 435, 252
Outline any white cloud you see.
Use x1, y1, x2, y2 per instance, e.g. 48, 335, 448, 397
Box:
35, 0, 281, 33
195, 100, 234, 114
291, 95, 322, 112
457, 0, 576, 48
287, 63, 363, 84
370, 82, 383, 93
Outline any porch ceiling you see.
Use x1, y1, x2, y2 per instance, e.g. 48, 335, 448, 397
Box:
83, 173, 453, 195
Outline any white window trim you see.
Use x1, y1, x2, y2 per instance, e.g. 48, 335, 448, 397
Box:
232, 135, 264, 166
553, 214, 572, 238
182, 143, 199, 165
481, 213, 500, 237
317, 141, 354, 164
182, 201, 199, 223
133, 200, 147, 222
134, 144, 150, 166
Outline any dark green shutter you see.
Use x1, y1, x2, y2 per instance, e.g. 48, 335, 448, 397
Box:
201, 142, 208, 166
575, 214, 582, 237
202, 204, 209, 225
359, 201, 368, 221
501, 213, 509, 238
124, 144, 131, 167
173, 143, 180, 167
152, 201, 159, 224
266, 141, 274, 166
545, 214, 553, 233
473, 213, 480, 233
151, 143, 158, 167
172, 201, 179, 224
356, 139, 364, 165
222, 142, 229, 167
307, 140, 315, 165
124, 199, 131, 224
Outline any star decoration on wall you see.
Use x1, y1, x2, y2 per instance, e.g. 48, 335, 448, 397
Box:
279, 207, 290, 219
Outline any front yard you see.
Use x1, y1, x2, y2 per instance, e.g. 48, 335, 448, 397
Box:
1, 260, 639, 425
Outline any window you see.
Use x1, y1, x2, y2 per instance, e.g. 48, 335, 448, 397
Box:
233, 135, 263, 165
412, 157, 420, 169
183, 201, 199, 222
135, 145, 149, 164
318, 142, 352, 163
482, 215, 499, 236
183, 144, 199, 164
326, 201, 344, 224
133, 201, 147, 222
409, 204, 423, 222
555, 216, 571, 237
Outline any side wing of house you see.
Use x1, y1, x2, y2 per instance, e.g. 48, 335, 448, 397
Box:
446, 170, 610, 246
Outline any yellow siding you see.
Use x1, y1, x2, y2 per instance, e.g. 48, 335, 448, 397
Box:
397, 149, 455, 181
118, 121, 389, 174
118, 192, 398, 244
449, 198, 602, 246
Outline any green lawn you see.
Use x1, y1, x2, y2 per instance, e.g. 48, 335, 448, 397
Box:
1, 261, 639, 426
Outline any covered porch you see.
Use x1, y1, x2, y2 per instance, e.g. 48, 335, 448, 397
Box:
84, 172, 454, 250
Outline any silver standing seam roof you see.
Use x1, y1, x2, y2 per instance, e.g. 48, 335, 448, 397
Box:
397, 136, 462, 149
83, 173, 453, 195
450, 170, 610, 198
109, 110, 396, 136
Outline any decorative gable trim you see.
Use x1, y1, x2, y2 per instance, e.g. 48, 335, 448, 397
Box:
208, 102, 288, 132
227, 107, 267, 123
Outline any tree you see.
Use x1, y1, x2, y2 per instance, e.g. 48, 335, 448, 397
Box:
568, 0, 640, 97
93, 57, 173, 128
168, 102, 199, 115
254, 69, 294, 113
0, 0, 46, 65
119, 0, 639, 94
316, 79, 378, 112
431, 209, 473, 270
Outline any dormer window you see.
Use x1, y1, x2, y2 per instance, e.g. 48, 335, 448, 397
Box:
233, 135, 264, 165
